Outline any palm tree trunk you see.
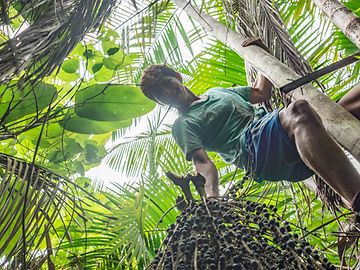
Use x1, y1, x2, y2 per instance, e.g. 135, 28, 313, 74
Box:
311, 0, 360, 49
172, 0, 360, 162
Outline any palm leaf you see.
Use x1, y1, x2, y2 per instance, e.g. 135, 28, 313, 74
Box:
223, 0, 315, 99
105, 107, 188, 179
277, 0, 360, 97
59, 176, 179, 269
0, 0, 117, 83
185, 39, 248, 92
0, 153, 99, 269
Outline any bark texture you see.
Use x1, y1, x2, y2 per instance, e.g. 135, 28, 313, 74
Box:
172, 0, 360, 162
312, 0, 360, 49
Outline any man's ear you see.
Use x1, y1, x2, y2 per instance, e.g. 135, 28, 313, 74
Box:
175, 72, 183, 82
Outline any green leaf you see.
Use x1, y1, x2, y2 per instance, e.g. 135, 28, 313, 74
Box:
17, 123, 63, 147
293, 0, 306, 20
57, 69, 80, 82
61, 58, 80, 73
59, 109, 132, 134
83, 49, 94, 59
47, 149, 71, 163
91, 63, 103, 74
83, 44, 96, 59
73, 161, 85, 176
107, 47, 120, 56
75, 84, 155, 121
94, 65, 114, 82
100, 29, 120, 41
82, 140, 106, 164
0, 32, 7, 43
71, 42, 86, 56
102, 40, 118, 56
46, 150, 64, 162
86, 52, 104, 75
75, 177, 92, 188
64, 138, 83, 155
0, 82, 58, 123
85, 144, 101, 163
103, 50, 131, 70
9, 6, 24, 29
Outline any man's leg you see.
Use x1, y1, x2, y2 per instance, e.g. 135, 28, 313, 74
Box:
279, 100, 360, 207
338, 83, 360, 120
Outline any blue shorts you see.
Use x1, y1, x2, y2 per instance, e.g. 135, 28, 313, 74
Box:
244, 110, 314, 182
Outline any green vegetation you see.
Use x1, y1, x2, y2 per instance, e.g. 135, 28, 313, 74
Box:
0, 0, 359, 269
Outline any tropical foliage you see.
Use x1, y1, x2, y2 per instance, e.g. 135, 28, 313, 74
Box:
0, 0, 359, 269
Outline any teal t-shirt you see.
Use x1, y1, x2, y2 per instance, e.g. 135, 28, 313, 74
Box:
172, 86, 266, 167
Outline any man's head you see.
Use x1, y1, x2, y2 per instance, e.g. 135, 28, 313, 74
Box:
140, 64, 189, 108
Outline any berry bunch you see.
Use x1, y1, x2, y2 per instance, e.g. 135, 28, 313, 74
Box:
151, 197, 335, 270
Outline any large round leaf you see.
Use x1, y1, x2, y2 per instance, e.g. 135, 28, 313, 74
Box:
103, 50, 131, 70
94, 66, 114, 82
59, 109, 131, 134
61, 58, 80, 73
57, 69, 80, 82
85, 50, 104, 74
0, 82, 58, 123
18, 123, 63, 147
102, 40, 119, 56
74, 84, 155, 121
71, 42, 86, 57
90, 62, 103, 74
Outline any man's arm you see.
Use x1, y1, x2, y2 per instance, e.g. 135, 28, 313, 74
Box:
191, 148, 219, 197
242, 37, 274, 104
249, 74, 273, 104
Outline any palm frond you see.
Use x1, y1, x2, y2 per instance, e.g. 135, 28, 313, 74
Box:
185, 39, 248, 92
105, 112, 183, 178
0, 153, 97, 269
59, 176, 179, 269
224, 0, 313, 78
277, 0, 360, 97
0, 0, 117, 83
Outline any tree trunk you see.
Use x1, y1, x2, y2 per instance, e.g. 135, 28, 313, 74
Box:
173, 0, 360, 162
311, 0, 360, 49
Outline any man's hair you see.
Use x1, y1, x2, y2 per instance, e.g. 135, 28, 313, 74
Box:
140, 64, 178, 102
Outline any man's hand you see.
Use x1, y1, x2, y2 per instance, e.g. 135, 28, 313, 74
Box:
191, 148, 219, 197
242, 37, 269, 52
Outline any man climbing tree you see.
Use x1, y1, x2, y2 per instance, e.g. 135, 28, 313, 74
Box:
140, 38, 360, 213
339, 83, 360, 120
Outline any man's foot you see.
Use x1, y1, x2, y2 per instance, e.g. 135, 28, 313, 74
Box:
166, 172, 194, 201
188, 173, 206, 198
175, 196, 188, 211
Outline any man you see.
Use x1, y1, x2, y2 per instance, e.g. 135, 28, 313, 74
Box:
338, 82, 360, 120
140, 40, 360, 212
